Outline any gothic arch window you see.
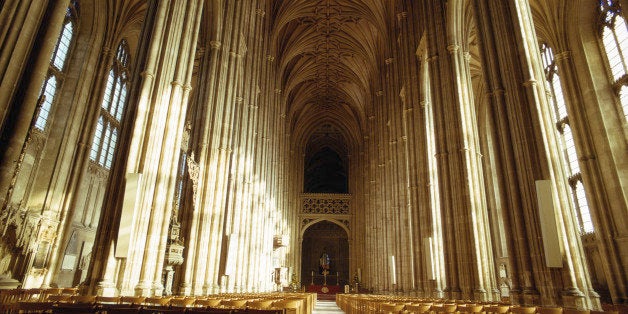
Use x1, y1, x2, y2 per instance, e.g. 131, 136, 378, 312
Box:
34, 1, 79, 130
540, 43, 594, 234
90, 40, 130, 169
599, 0, 628, 120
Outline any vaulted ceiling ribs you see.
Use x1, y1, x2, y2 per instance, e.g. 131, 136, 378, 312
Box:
272, 0, 385, 137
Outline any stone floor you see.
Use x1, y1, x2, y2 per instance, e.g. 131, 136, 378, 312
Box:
313, 299, 345, 314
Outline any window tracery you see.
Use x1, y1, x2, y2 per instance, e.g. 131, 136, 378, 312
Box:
90, 41, 130, 169
540, 43, 594, 234
599, 0, 628, 120
34, 1, 79, 131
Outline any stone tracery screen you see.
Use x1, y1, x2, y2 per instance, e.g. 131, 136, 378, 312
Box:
301, 194, 350, 215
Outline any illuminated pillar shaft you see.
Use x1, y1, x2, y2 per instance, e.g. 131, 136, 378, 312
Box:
554, 49, 622, 304
179, 39, 222, 295
473, 0, 597, 308
397, 4, 429, 295
85, 0, 202, 296
231, 5, 265, 293
422, 0, 493, 301
0, 0, 68, 208
120, 0, 202, 296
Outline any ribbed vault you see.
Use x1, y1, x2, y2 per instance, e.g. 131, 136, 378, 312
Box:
270, 0, 386, 141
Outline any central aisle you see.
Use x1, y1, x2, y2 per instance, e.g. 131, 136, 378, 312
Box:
313, 299, 345, 314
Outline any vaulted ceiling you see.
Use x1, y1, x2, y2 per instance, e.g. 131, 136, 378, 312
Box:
269, 0, 389, 152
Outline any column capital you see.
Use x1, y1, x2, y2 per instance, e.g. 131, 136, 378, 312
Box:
554, 50, 571, 61
209, 41, 221, 50
447, 44, 460, 53
522, 79, 537, 87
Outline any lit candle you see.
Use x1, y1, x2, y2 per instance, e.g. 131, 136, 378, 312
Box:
311, 270, 314, 276
336, 271, 339, 277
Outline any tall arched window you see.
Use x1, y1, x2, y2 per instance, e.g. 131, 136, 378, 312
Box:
90, 41, 130, 169
34, 1, 79, 130
600, 0, 628, 120
540, 43, 594, 234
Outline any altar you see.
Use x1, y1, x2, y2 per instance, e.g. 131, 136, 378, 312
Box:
309, 274, 342, 286
306, 284, 342, 294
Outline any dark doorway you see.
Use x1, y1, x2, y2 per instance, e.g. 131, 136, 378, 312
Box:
301, 221, 349, 287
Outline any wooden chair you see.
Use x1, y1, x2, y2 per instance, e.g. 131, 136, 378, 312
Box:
195, 299, 223, 308
138, 307, 186, 314
18, 300, 55, 313
405, 304, 432, 314
143, 296, 172, 306
431, 303, 457, 314
52, 302, 98, 313
458, 304, 484, 314
220, 299, 249, 309
247, 299, 275, 309
169, 297, 196, 307
537, 307, 564, 314
186, 309, 233, 314
96, 295, 122, 304
563, 310, 590, 314
120, 296, 146, 305
379, 303, 405, 313
486, 304, 511, 314
271, 299, 302, 314
60, 288, 78, 296
510, 306, 537, 314
590, 311, 618, 314
244, 309, 285, 314
71, 295, 97, 304
46, 294, 72, 303
98, 303, 142, 314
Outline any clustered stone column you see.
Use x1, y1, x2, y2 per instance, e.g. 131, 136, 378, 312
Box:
85, 0, 203, 297
472, 0, 599, 308
0, 0, 69, 210
175, 0, 287, 295
419, 0, 496, 301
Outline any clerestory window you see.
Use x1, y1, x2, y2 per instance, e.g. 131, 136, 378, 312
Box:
34, 1, 79, 130
540, 43, 594, 234
89, 41, 130, 169
600, 0, 628, 120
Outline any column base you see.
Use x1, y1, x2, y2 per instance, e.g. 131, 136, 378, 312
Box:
96, 280, 117, 297
522, 288, 541, 306
179, 283, 192, 296
474, 288, 488, 301
151, 281, 164, 297
135, 281, 152, 297
0, 275, 21, 290
561, 287, 586, 309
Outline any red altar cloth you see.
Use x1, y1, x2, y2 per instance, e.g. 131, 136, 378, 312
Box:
306, 284, 342, 294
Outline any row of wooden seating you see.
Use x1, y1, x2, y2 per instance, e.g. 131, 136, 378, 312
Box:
13, 302, 285, 314
336, 294, 623, 314
0, 291, 316, 314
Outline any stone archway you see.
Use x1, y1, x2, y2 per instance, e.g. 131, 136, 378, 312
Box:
300, 220, 349, 290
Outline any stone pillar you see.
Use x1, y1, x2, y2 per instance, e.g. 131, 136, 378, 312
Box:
472, 0, 600, 308
422, 0, 494, 301
85, 0, 203, 297
0, 0, 68, 209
